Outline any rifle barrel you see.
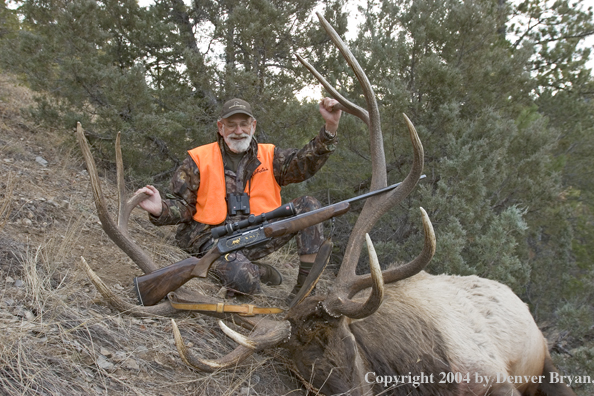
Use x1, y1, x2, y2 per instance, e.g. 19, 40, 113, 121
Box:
343, 174, 426, 205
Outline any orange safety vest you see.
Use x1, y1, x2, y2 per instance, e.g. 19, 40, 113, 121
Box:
188, 142, 282, 225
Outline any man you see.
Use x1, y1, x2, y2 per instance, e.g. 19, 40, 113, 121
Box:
136, 97, 341, 296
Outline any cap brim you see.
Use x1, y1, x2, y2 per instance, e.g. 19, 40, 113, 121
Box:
221, 110, 254, 119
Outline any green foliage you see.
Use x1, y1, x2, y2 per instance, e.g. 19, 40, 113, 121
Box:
553, 345, 594, 394
0, 0, 19, 39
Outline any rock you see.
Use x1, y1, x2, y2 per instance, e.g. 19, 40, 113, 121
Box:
100, 347, 113, 358
15, 308, 33, 320
123, 358, 139, 370
83, 368, 95, 380
35, 156, 48, 167
3, 298, 15, 306
217, 286, 228, 299
96, 355, 114, 371
113, 351, 127, 362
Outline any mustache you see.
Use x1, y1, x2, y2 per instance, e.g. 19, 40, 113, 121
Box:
228, 133, 250, 138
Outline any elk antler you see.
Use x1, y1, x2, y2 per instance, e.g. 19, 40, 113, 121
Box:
172, 318, 291, 371
297, 14, 434, 319
79, 256, 178, 316
76, 122, 157, 274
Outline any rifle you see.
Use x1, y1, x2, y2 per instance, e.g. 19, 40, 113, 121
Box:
134, 176, 424, 306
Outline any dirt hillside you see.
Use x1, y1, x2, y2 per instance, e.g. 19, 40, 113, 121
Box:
0, 73, 318, 396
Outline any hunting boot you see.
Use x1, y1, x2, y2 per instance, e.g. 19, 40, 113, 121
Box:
255, 262, 283, 286
289, 260, 314, 297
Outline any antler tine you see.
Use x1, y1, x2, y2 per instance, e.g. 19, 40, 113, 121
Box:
343, 208, 436, 298
315, 12, 386, 190
172, 318, 291, 372
172, 319, 255, 371
326, 234, 385, 319
295, 53, 370, 126
76, 123, 157, 274
79, 257, 176, 316
218, 320, 291, 350
381, 207, 435, 283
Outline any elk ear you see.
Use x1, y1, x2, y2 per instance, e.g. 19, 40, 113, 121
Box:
289, 239, 333, 308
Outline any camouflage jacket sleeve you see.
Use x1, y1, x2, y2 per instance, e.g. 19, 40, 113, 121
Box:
273, 127, 338, 186
149, 156, 199, 226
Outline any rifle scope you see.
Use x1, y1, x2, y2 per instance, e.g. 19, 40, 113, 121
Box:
211, 203, 296, 239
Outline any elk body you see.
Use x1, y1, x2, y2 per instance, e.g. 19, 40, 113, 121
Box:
76, 13, 576, 396
284, 272, 565, 395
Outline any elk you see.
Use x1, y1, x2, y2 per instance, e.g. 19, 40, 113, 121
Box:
76, 13, 576, 396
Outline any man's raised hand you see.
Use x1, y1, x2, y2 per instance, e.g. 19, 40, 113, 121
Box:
319, 97, 342, 135
135, 185, 163, 217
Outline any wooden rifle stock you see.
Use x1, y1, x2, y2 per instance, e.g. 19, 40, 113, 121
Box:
134, 249, 221, 306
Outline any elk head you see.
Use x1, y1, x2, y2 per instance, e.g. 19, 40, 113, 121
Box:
76, 12, 435, 394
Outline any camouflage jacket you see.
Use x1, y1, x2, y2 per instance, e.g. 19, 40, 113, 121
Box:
150, 127, 338, 255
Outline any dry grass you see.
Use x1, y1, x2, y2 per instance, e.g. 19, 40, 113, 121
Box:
0, 172, 13, 231
0, 221, 306, 395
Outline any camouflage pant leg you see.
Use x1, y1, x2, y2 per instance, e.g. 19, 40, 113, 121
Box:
243, 195, 324, 261
210, 251, 261, 295
210, 196, 324, 295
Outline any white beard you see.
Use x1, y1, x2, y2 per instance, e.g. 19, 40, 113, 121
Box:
223, 127, 254, 153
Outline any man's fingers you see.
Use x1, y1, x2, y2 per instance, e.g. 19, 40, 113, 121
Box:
135, 185, 156, 196
321, 97, 339, 112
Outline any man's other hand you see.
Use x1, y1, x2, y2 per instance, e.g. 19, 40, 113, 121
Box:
135, 185, 163, 217
319, 97, 342, 135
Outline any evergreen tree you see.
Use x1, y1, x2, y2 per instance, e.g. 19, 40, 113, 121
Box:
509, 0, 594, 382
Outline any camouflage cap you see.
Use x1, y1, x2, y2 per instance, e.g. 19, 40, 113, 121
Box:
220, 98, 254, 119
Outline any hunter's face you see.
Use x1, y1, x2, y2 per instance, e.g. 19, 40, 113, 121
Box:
217, 114, 256, 153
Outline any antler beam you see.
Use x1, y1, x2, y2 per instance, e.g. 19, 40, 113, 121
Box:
76, 123, 157, 274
